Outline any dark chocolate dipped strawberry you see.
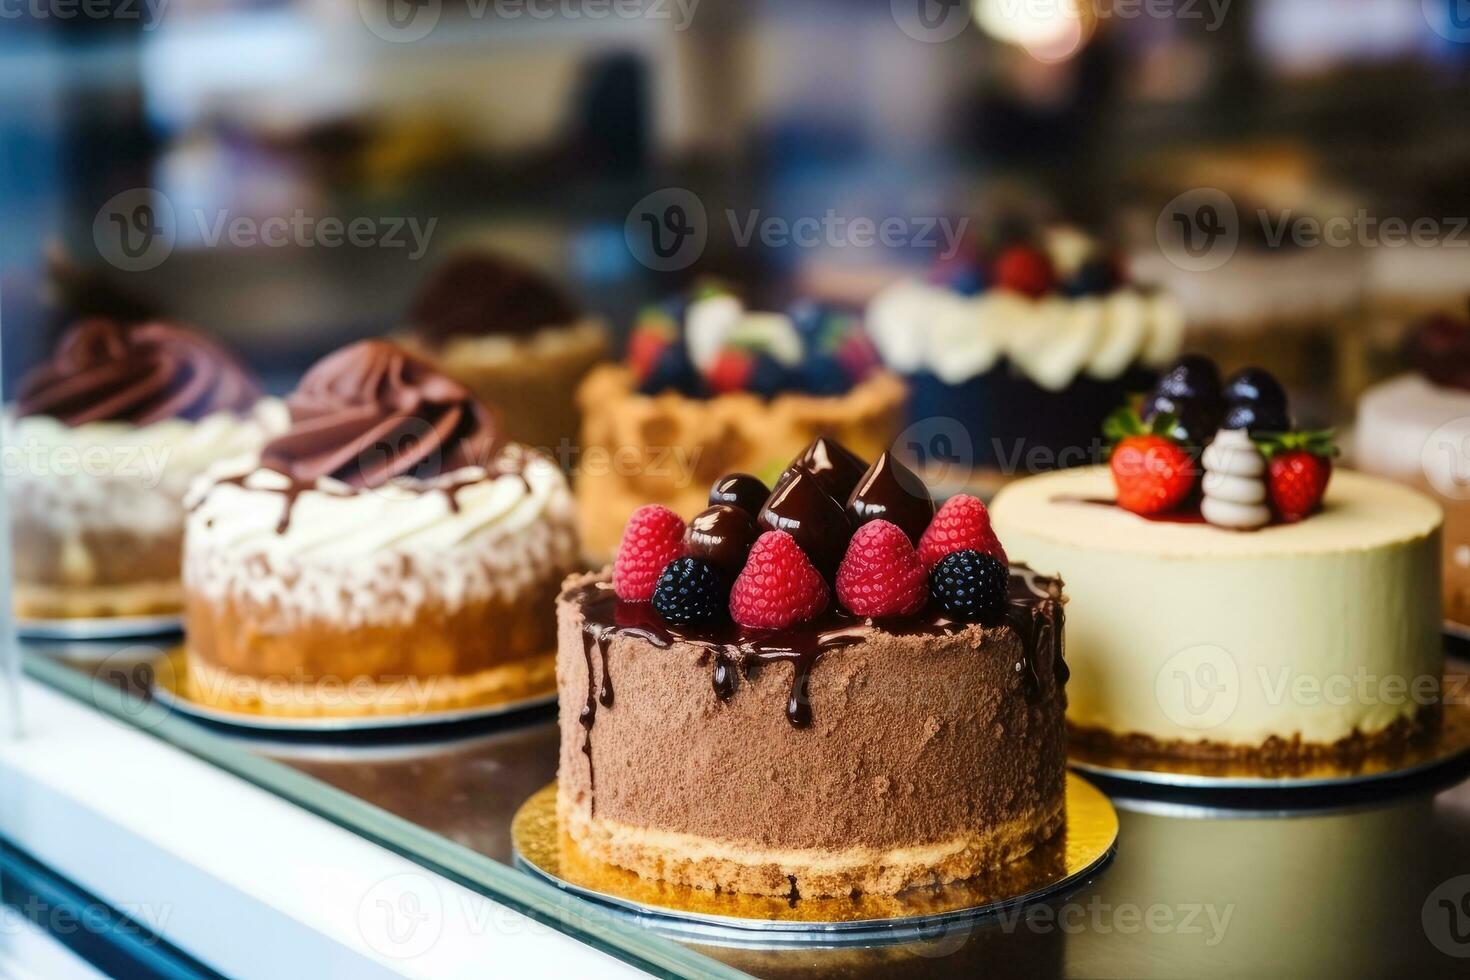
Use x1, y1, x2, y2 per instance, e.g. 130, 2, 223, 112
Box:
845, 451, 935, 546
757, 469, 852, 578
778, 436, 869, 502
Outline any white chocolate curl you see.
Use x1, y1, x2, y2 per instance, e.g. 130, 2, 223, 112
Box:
1201, 429, 1271, 530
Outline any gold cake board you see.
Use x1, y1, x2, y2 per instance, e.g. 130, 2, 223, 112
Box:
1068, 685, 1470, 790
150, 649, 555, 735
511, 774, 1118, 946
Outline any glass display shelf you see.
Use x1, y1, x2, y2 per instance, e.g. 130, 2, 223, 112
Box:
20, 638, 1470, 979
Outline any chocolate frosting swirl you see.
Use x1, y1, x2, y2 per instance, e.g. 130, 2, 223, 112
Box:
408, 251, 579, 345
260, 340, 501, 489
17, 319, 260, 426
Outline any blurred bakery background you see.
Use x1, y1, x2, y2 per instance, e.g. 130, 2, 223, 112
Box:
6, 0, 1470, 398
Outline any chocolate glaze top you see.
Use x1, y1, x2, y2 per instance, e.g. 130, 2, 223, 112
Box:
572, 565, 1066, 730
17, 319, 260, 427
408, 251, 579, 346
260, 339, 501, 490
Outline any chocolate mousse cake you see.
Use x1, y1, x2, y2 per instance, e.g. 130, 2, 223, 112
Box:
556, 438, 1068, 898
184, 340, 580, 717
398, 250, 607, 454
992, 356, 1443, 760
6, 318, 282, 620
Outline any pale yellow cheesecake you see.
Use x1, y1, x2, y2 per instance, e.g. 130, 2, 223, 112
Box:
992, 466, 1443, 758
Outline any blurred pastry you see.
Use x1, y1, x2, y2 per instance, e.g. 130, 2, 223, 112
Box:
6, 319, 282, 620
184, 340, 579, 717
575, 289, 904, 560
866, 226, 1183, 476
398, 250, 606, 455
1356, 304, 1470, 624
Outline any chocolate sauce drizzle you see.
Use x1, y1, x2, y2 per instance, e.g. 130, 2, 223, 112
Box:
203, 453, 532, 535
573, 565, 1065, 742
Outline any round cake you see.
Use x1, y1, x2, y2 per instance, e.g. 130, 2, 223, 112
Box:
1356, 309, 1470, 624
866, 226, 1183, 473
576, 289, 904, 560
398, 249, 607, 455
992, 466, 1441, 757
184, 340, 580, 717
556, 438, 1067, 898
6, 318, 282, 620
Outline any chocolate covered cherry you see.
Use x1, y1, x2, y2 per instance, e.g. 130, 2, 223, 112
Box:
779, 436, 869, 502
709, 473, 769, 518
684, 504, 758, 578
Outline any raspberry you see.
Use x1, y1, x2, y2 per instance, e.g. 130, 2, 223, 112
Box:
729, 531, 829, 629
917, 494, 1007, 569
613, 505, 686, 602
836, 520, 927, 618
929, 550, 1010, 622
993, 245, 1055, 298
652, 557, 727, 626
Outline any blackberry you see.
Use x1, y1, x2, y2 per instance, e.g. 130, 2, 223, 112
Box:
929, 550, 1009, 622
652, 557, 728, 626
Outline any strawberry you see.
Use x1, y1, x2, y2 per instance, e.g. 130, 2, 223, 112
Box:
729, 530, 829, 628
613, 505, 686, 602
993, 245, 1055, 298
1104, 408, 1198, 515
627, 323, 673, 383
917, 494, 1007, 569
1258, 430, 1336, 523
706, 347, 754, 394
836, 520, 927, 618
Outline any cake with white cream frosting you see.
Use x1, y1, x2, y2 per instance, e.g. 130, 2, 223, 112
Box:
183, 340, 579, 717
866, 227, 1183, 473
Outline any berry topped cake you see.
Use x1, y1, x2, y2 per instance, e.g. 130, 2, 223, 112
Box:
992, 357, 1443, 760
6, 318, 283, 620
1357, 303, 1470, 624
398, 249, 607, 454
865, 226, 1183, 474
575, 288, 905, 559
184, 340, 580, 717
556, 437, 1068, 898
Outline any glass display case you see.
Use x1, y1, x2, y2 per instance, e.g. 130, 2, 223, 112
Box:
7, 3, 1470, 977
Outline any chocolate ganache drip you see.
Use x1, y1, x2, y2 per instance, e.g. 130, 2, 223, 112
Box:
17, 319, 260, 426
260, 340, 501, 489
408, 251, 579, 346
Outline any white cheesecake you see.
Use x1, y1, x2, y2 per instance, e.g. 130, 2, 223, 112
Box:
992, 466, 1443, 757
